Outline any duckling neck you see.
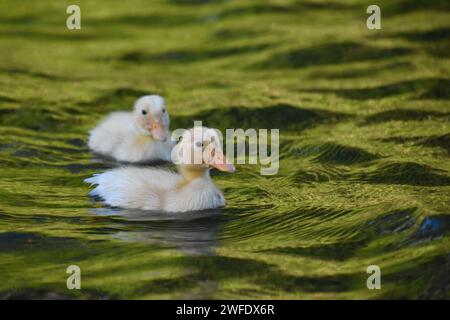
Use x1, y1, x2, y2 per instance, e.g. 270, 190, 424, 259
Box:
178, 166, 210, 185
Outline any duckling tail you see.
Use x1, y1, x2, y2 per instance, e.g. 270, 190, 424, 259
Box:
88, 187, 100, 197
84, 175, 99, 185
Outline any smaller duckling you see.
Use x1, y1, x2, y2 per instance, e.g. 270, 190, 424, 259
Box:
85, 127, 235, 212
88, 95, 174, 163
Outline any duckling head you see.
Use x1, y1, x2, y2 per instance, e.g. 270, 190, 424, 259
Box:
173, 126, 235, 180
133, 95, 170, 141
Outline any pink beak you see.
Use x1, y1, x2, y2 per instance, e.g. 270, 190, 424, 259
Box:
150, 121, 167, 141
208, 148, 235, 173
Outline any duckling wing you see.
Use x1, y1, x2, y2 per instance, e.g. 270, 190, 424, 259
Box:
88, 112, 134, 155
164, 179, 226, 212
85, 167, 180, 210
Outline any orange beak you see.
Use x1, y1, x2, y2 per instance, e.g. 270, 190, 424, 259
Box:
150, 121, 167, 141
208, 148, 235, 173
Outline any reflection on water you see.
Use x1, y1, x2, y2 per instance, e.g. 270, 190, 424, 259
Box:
90, 207, 224, 255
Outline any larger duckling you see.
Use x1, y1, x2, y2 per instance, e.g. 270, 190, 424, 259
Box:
88, 95, 174, 163
85, 127, 235, 212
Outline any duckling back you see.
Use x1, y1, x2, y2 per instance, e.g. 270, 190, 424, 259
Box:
85, 167, 226, 212
85, 167, 181, 210
88, 112, 134, 156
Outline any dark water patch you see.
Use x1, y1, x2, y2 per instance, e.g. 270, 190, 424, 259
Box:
1, 30, 119, 41
0, 95, 19, 104
45, 173, 94, 188
300, 78, 450, 100
417, 134, 450, 155
364, 109, 450, 124
0, 107, 71, 131
0, 140, 86, 164
47, 145, 86, 154
0, 151, 106, 171
387, 0, 450, 15
0, 108, 17, 117
119, 44, 270, 64
382, 25, 450, 59
0, 189, 91, 209
389, 27, 450, 42
415, 254, 450, 299
425, 41, 450, 58
257, 42, 411, 69
12, 148, 40, 157
218, 1, 357, 19
350, 162, 450, 186
0, 15, 41, 25
359, 208, 417, 236
2, 144, 56, 160
134, 255, 356, 296
66, 138, 85, 147
418, 79, 450, 99
0, 232, 81, 251
379, 253, 450, 299
0, 211, 119, 227
266, 272, 356, 293
410, 215, 450, 241
213, 28, 262, 40
61, 105, 88, 116
380, 134, 450, 155
133, 257, 264, 296
78, 88, 152, 111
0, 142, 16, 151
54, 162, 109, 174
90, 207, 226, 255
170, 0, 224, 4
379, 136, 419, 144
86, 13, 197, 28
261, 241, 366, 261
384, 25, 450, 58
88, 152, 173, 167
172, 103, 349, 132
0, 288, 114, 300
330, 208, 417, 246
291, 143, 380, 165
258, 209, 416, 260
0, 67, 82, 82
308, 62, 414, 79
203, 80, 231, 89
218, 4, 294, 18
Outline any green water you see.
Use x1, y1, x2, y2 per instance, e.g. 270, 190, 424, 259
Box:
0, 0, 449, 299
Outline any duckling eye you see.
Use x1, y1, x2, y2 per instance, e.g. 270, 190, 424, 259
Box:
162, 108, 166, 114
142, 110, 147, 115
195, 141, 203, 148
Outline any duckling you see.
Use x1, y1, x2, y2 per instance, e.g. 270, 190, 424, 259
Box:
85, 127, 235, 212
88, 95, 174, 163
